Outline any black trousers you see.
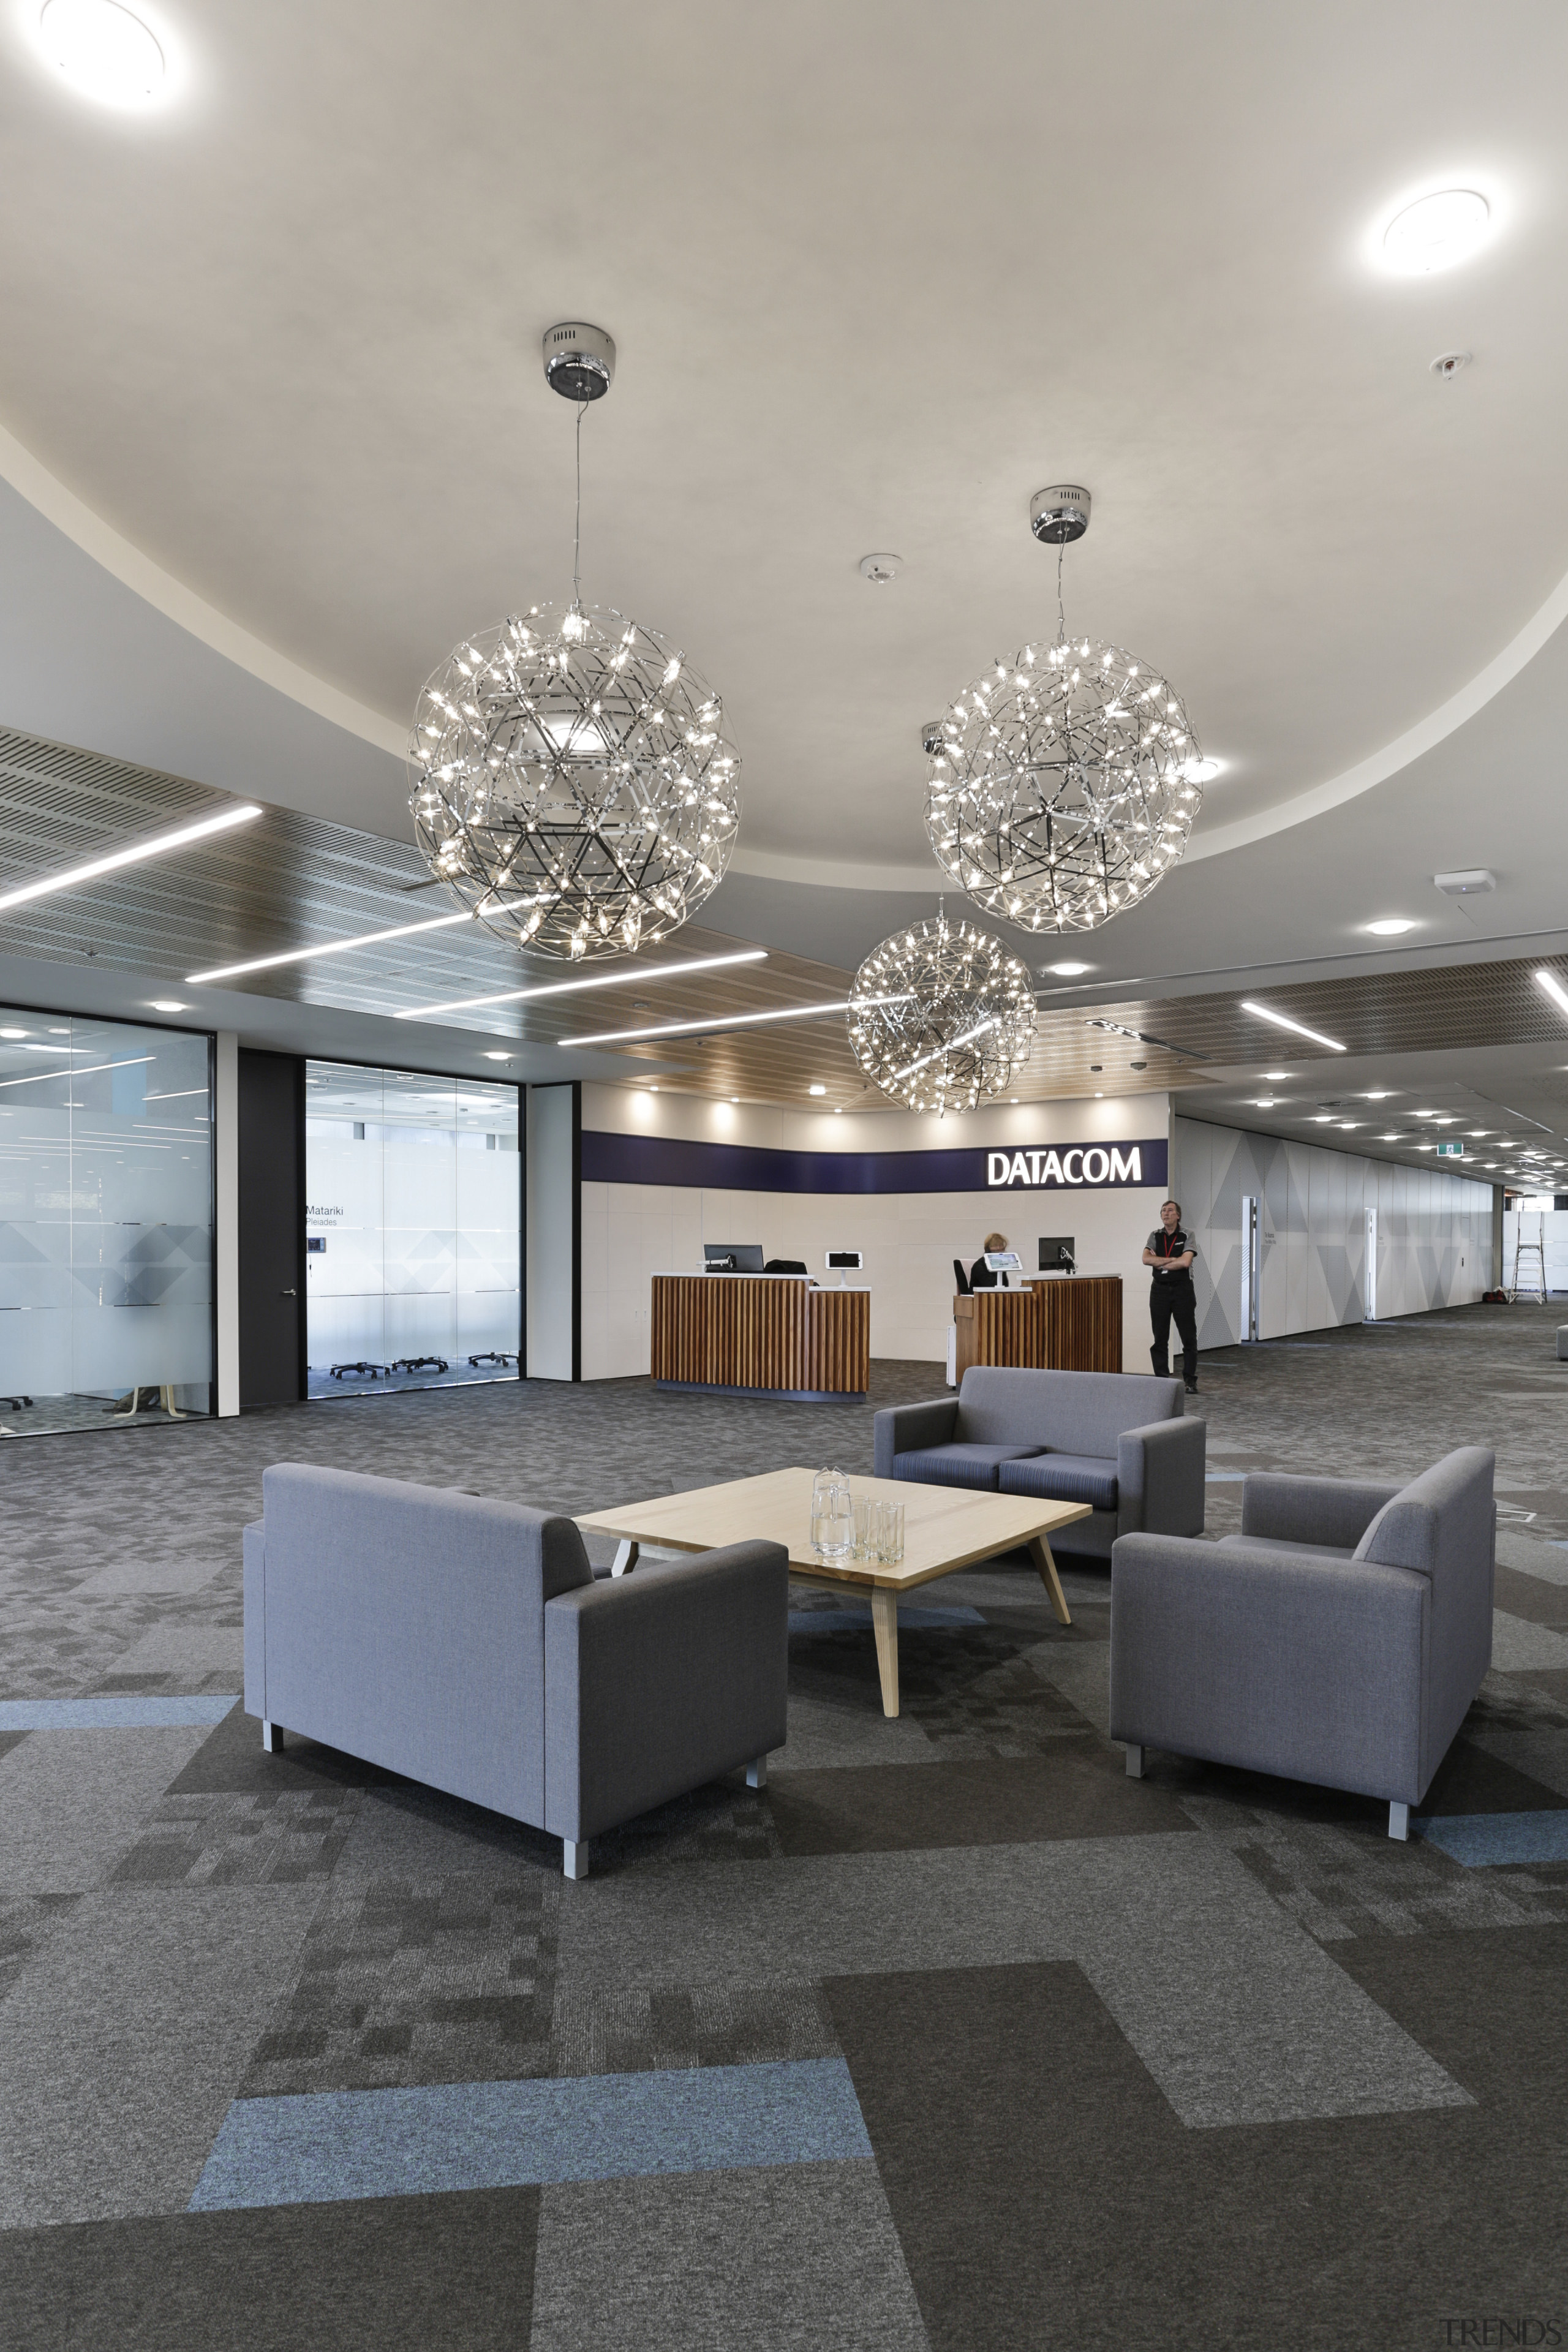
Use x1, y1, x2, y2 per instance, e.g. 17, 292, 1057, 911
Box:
1149, 1280, 1197, 1379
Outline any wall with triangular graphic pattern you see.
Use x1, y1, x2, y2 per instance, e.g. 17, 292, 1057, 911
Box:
1175, 1118, 1494, 1351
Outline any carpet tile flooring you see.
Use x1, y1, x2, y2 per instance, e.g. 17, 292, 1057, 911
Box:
0, 1307, 1566, 2345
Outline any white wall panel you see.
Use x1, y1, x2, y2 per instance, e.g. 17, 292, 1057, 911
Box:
1176, 1118, 1492, 1347
578, 1087, 1175, 1377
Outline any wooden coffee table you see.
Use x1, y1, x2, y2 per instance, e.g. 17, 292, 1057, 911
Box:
575, 1466, 1091, 1719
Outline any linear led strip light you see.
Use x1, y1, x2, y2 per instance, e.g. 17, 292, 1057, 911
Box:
1240, 999, 1347, 1052
1536, 968, 1568, 1020
395, 948, 769, 1021
566, 991, 916, 1050
565, 999, 859, 1049
187, 910, 475, 985
0, 804, 263, 918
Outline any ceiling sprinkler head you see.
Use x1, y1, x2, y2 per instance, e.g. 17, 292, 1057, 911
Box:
543, 321, 616, 402
1030, 484, 1091, 545
919, 718, 946, 757
1431, 350, 1472, 381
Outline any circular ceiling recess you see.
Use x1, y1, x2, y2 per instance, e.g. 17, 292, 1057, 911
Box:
1381, 189, 1490, 275
38, 0, 165, 104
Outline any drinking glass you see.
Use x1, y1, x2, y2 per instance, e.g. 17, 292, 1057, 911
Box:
811, 1468, 853, 1558
852, 1493, 873, 1559
885, 1503, 905, 1566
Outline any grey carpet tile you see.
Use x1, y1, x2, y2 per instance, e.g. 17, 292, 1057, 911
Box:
768, 1749, 1194, 1856
165, 1702, 399, 1801
1177, 1792, 1562, 1942
1465, 1664, 1568, 1738
0, 1725, 213, 1896
1491, 1610, 1568, 1672
1494, 1561, 1568, 1625
554, 1836, 1469, 2129
0, 1891, 81, 2006
0, 2187, 541, 2352
549, 1980, 839, 2079
528, 2160, 931, 2352
1497, 1530, 1568, 1584
239, 1872, 559, 2097
767, 1690, 944, 1774
0, 1885, 323, 2228
826, 1947, 1567, 2352
1468, 1727, 1568, 1802
90, 1624, 243, 1694
786, 1620, 1104, 1761
110, 1789, 365, 1888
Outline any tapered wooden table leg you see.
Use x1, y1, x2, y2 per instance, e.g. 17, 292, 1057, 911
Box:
870, 1586, 900, 1717
1029, 1534, 1072, 1626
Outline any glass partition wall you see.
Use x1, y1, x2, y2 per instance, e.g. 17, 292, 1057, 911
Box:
304, 1062, 521, 1396
0, 1009, 214, 1434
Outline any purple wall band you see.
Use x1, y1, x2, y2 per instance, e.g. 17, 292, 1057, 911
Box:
581, 1130, 1168, 1196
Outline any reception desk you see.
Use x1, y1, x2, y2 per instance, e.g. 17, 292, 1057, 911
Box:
652, 1274, 870, 1401
954, 1276, 1123, 1381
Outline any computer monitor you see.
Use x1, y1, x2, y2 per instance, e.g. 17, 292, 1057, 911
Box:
704, 1242, 765, 1273
984, 1251, 1023, 1273
1038, 1237, 1076, 1272
825, 1251, 862, 1271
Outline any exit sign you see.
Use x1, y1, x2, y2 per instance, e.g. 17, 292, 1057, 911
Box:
1436, 1140, 1464, 1156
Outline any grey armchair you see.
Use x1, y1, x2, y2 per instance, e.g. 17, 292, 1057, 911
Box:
873, 1366, 1205, 1559
243, 1464, 788, 1878
1109, 1447, 1495, 1838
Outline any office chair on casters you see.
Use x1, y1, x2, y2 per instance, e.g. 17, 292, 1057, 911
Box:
953, 1258, 971, 1296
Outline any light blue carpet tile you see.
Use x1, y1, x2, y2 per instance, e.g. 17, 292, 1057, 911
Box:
790, 1605, 984, 1632
1418, 1812, 1568, 1868
188, 2057, 873, 2211
0, 1695, 239, 1730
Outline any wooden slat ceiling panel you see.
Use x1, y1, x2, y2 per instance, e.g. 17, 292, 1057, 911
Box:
1, 728, 1566, 1107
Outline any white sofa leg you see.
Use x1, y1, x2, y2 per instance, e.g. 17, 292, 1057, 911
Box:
1388, 1801, 1409, 1841
261, 1719, 283, 1754
563, 1839, 589, 1880
745, 1755, 767, 1789
1125, 1744, 1144, 1779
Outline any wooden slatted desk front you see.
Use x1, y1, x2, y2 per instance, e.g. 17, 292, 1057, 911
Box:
575, 1467, 1090, 1719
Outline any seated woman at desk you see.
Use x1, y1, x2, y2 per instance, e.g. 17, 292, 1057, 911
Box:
969, 1231, 1010, 1289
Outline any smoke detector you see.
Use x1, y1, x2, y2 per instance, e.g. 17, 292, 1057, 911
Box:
542, 321, 616, 402
1030, 484, 1091, 545
1434, 869, 1495, 896
859, 553, 903, 584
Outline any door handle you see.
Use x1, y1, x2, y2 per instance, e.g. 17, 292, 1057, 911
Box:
280, 1288, 297, 1296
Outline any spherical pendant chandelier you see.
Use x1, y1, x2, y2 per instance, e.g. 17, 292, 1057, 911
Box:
847, 910, 1036, 1115
924, 487, 1202, 936
409, 325, 741, 961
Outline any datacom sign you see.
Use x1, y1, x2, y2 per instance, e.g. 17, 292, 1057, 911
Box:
987, 1139, 1167, 1191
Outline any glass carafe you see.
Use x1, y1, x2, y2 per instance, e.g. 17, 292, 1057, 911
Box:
810, 1467, 853, 1558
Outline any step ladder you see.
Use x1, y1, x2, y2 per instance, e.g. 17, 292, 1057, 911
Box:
1511, 1215, 1548, 1304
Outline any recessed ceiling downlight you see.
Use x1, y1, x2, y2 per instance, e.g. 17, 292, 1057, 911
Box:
40, 0, 165, 104
1381, 189, 1490, 276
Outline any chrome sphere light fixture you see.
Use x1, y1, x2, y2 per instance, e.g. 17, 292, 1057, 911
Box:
847, 910, 1036, 1115
409, 325, 741, 961
924, 487, 1202, 936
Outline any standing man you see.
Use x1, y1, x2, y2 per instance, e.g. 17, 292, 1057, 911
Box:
1144, 1199, 1200, 1395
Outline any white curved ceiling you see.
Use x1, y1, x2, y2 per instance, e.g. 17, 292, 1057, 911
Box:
0, 0, 1565, 913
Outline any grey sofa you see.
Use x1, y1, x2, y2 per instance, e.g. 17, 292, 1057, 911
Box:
873, 1366, 1205, 1560
243, 1464, 788, 1879
1109, 1447, 1495, 1838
